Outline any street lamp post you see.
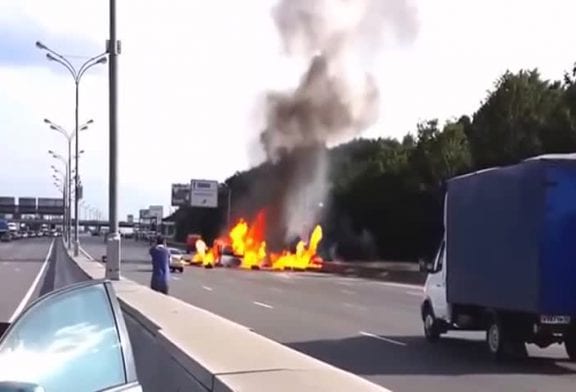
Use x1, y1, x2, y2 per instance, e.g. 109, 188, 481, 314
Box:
52, 175, 66, 229
106, 0, 121, 280
49, 151, 69, 245
46, 119, 92, 249
36, 41, 107, 257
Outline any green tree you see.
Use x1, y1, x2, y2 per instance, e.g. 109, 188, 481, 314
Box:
468, 70, 566, 168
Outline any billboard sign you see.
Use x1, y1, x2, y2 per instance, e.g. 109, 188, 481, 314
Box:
190, 180, 218, 208
38, 198, 64, 215
0, 197, 16, 214
148, 205, 163, 222
0, 197, 15, 206
18, 197, 36, 214
171, 184, 190, 206
139, 209, 149, 220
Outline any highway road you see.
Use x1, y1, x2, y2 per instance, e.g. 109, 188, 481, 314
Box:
82, 236, 576, 392
0, 238, 54, 323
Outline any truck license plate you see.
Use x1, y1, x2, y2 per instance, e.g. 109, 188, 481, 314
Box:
540, 315, 571, 325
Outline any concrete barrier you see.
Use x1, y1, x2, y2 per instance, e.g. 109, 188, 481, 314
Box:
66, 251, 390, 392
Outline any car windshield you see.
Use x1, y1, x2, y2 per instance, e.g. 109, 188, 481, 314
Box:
169, 249, 182, 255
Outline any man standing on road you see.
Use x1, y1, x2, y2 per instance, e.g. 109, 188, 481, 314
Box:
149, 235, 170, 295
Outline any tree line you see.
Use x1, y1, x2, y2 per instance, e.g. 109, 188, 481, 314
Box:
172, 65, 576, 262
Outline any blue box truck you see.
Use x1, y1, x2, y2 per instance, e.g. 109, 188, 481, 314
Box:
420, 154, 576, 359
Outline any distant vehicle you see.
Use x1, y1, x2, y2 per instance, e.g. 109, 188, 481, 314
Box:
0, 280, 141, 391
421, 156, 576, 361
20, 232, 28, 239
168, 248, 185, 273
119, 227, 135, 239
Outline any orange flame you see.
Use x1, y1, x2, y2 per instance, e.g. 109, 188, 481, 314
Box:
228, 211, 268, 269
271, 225, 323, 270
226, 210, 323, 270
193, 239, 216, 267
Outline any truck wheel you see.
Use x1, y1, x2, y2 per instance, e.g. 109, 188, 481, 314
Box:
487, 317, 507, 359
422, 305, 440, 342
565, 331, 576, 361
487, 316, 527, 359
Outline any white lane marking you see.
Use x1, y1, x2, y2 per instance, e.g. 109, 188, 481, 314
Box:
341, 289, 356, 295
253, 301, 274, 309
359, 331, 407, 346
343, 302, 366, 310
373, 281, 422, 290
14, 267, 21, 272
172, 276, 181, 281
9, 240, 55, 323
202, 286, 213, 291
405, 290, 423, 297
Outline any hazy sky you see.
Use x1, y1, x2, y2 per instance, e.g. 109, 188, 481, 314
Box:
0, 0, 575, 219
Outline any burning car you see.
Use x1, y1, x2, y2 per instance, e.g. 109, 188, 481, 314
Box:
193, 210, 324, 271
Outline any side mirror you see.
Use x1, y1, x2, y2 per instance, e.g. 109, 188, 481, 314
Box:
418, 258, 435, 273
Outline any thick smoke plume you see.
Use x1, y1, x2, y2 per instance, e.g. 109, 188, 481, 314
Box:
260, 0, 418, 241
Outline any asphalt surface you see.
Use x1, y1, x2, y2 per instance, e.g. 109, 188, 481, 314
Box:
82, 236, 576, 392
0, 238, 54, 323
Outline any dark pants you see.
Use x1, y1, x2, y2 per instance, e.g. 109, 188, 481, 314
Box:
151, 279, 169, 295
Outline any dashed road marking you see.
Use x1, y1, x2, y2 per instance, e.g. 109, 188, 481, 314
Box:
359, 331, 407, 346
202, 286, 213, 291
341, 289, 356, 295
405, 290, 422, 297
253, 301, 274, 309
343, 302, 366, 310
373, 281, 422, 290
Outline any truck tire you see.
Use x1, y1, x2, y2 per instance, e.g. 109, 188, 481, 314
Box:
487, 318, 506, 359
565, 330, 576, 361
486, 315, 526, 360
422, 304, 441, 342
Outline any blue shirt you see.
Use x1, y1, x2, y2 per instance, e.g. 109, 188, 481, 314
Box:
149, 244, 170, 284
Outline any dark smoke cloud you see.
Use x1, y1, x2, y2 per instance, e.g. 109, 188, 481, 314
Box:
261, 0, 419, 160
256, 0, 419, 240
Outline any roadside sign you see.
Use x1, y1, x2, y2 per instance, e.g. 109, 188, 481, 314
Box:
171, 184, 190, 206
0, 197, 16, 214
190, 180, 218, 208
139, 209, 149, 220
18, 198, 36, 214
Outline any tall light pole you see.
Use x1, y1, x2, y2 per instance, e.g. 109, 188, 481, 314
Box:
46, 119, 92, 249
49, 151, 69, 245
36, 41, 107, 257
107, 0, 121, 280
